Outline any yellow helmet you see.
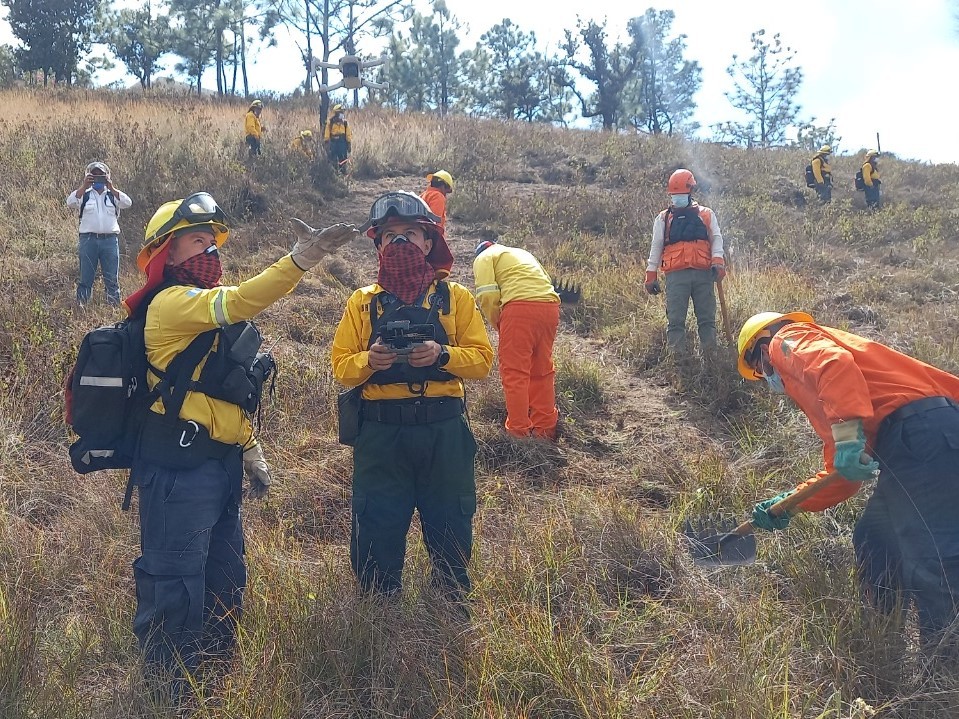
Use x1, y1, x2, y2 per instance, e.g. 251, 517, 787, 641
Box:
137, 193, 230, 273
818, 145, 831, 155
427, 170, 454, 191
737, 311, 814, 380
865, 149, 879, 159
300, 129, 313, 139
331, 103, 343, 113
249, 99, 263, 109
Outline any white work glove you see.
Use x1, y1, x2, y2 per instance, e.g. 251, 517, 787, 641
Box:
290, 219, 359, 271
243, 444, 272, 500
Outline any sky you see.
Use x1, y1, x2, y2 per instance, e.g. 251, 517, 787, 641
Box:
1, 0, 957, 163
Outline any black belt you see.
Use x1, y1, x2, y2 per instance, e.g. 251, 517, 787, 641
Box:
362, 398, 464, 425
880, 396, 959, 435
81, 232, 117, 239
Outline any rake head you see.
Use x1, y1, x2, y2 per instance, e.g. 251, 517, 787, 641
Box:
683, 514, 757, 567
553, 278, 582, 304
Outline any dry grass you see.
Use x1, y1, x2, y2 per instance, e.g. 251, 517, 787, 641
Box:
2, 87, 959, 717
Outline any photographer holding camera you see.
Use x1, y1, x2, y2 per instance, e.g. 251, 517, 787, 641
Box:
124, 192, 358, 704
331, 191, 493, 605
66, 161, 132, 306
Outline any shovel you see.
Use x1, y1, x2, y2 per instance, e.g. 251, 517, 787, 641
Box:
684, 471, 846, 566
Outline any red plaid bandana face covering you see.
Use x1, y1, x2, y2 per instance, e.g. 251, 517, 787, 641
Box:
165, 246, 223, 288
377, 237, 435, 304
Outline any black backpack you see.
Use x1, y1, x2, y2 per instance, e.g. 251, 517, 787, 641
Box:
804, 163, 816, 187
854, 169, 866, 191
65, 285, 211, 475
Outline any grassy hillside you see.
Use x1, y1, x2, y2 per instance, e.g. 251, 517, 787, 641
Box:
3, 87, 959, 718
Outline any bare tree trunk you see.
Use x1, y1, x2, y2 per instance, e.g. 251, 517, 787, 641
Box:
241, 27, 249, 97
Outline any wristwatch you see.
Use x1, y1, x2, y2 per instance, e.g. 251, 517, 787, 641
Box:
437, 345, 451, 368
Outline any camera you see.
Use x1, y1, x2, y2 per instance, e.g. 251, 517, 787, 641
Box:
380, 320, 434, 364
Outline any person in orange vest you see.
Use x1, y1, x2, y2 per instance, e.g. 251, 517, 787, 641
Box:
473, 238, 561, 440
421, 170, 454, 233
739, 311, 959, 661
645, 169, 725, 352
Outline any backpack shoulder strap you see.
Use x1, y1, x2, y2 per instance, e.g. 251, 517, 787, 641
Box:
78, 189, 91, 221
156, 330, 218, 420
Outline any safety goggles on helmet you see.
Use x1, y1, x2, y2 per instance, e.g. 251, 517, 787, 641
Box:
362, 192, 441, 234
150, 192, 227, 243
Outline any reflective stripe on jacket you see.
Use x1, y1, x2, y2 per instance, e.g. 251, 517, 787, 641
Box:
472, 243, 559, 329
145, 255, 305, 445
771, 322, 959, 511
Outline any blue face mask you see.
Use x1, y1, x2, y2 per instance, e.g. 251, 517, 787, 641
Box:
764, 368, 786, 394
670, 194, 690, 208
93, 180, 106, 191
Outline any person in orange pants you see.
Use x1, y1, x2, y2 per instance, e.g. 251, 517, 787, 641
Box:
473, 239, 561, 439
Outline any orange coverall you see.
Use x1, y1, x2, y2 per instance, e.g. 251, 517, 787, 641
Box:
421, 186, 447, 233
473, 243, 561, 438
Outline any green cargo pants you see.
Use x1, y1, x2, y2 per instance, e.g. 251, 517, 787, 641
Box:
664, 267, 717, 349
351, 414, 477, 597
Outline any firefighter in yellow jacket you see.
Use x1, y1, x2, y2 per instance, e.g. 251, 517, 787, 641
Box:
331, 191, 493, 600
810, 145, 832, 203
473, 239, 560, 440
124, 193, 358, 701
290, 129, 316, 161
244, 99, 265, 157
645, 169, 725, 352
324, 103, 352, 172
861, 150, 881, 210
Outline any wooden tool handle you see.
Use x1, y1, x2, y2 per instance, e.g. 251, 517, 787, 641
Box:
726, 471, 845, 539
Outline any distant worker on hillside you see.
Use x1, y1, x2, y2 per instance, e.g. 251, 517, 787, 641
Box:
244, 99, 266, 158
806, 145, 833, 203
738, 310, 959, 664
421, 170, 454, 233
290, 130, 317, 161
67, 161, 132, 307
331, 191, 492, 603
857, 150, 881, 210
474, 238, 561, 440
324, 103, 352, 173
644, 169, 726, 354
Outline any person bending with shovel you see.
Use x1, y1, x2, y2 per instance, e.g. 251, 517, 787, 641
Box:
736, 310, 959, 663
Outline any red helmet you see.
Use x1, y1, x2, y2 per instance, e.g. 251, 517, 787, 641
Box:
667, 169, 697, 194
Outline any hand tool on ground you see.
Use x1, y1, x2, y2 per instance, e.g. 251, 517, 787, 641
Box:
553, 278, 581, 304
684, 470, 846, 567
715, 279, 734, 346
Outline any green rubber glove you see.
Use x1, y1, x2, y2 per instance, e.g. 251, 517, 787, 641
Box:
751, 490, 795, 531
831, 420, 880, 482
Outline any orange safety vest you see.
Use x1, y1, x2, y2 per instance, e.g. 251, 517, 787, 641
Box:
659, 205, 715, 273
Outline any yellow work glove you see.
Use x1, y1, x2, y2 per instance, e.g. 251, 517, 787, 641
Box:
243, 444, 272, 500
289, 220, 359, 271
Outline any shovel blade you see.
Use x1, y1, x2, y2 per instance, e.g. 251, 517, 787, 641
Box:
683, 516, 758, 567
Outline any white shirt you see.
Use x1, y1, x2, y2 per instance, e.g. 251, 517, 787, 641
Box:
646, 203, 724, 272
66, 187, 133, 234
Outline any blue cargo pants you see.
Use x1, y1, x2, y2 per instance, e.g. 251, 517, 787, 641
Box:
131, 450, 245, 693
854, 400, 959, 659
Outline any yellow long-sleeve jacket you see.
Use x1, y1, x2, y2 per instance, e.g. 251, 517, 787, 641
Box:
812, 154, 831, 184
862, 160, 880, 187
331, 280, 493, 401
472, 243, 559, 329
145, 255, 305, 446
290, 135, 316, 160
324, 116, 352, 143
245, 110, 263, 139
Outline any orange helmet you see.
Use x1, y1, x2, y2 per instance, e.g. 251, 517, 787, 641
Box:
668, 169, 697, 194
